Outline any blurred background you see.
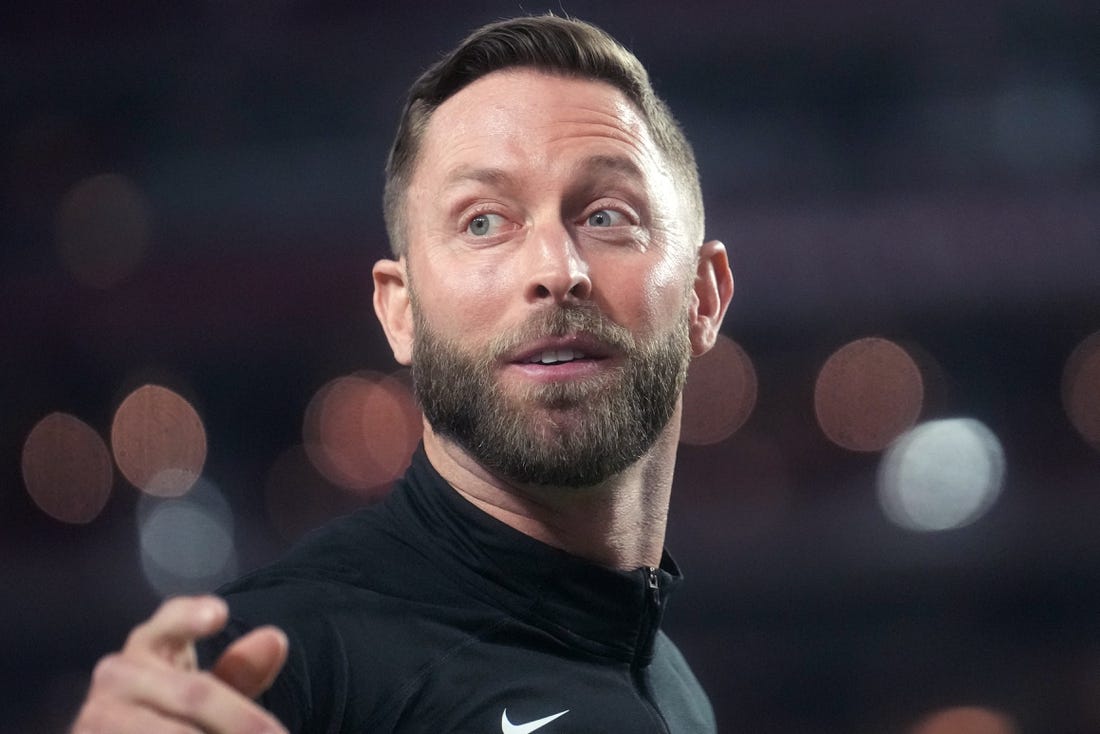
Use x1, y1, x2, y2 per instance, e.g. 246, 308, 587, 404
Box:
2, 1, 1099, 732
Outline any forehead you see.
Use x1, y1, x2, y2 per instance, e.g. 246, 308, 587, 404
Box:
412, 68, 665, 186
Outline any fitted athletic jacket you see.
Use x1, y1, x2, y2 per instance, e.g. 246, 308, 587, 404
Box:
201, 447, 716, 733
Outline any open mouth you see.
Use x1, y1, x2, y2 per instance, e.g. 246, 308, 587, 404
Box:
504, 335, 618, 379
524, 348, 588, 365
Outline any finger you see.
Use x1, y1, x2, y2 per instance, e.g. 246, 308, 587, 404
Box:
124, 596, 228, 667
212, 626, 289, 699
91, 653, 287, 734
72, 697, 206, 734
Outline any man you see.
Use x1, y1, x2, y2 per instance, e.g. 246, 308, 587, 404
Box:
72, 14, 733, 733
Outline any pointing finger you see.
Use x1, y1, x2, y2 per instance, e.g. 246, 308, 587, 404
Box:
124, 595, 229, 669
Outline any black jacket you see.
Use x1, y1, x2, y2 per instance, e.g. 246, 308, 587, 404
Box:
202, 447, 715, 733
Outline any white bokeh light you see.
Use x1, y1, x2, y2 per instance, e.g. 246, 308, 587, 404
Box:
878, 418, 1006, 532
138, 477, 238, 596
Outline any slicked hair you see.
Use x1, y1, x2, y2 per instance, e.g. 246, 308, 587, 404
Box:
382, 14, 704, 255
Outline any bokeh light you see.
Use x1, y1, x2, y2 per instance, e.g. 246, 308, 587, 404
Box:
910, 705, 1017, 734
138, 477, 237, 597
111, 384, 207, 497
681, 334, 758, 445
878, 418, 1006, 532
54, 172, 151, 288
815, 337, 924, 452
1062, 330, 1100, 450
21, 412, 113, 524
303, 371, 421, 495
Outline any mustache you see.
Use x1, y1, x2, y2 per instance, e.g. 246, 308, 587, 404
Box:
485, 304, 636, 361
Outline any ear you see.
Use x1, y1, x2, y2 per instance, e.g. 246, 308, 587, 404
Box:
688, 240, 734, 357
372, 257, 414, 366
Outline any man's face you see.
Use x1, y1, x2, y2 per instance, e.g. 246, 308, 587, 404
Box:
401, 69, 699, 487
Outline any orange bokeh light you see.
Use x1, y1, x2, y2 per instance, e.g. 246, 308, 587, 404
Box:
1062, 330, 1100, 450
815, 337, 924, 452
21, 412, 113, 524
303, 371, 422, 494
111, 384, 207, 496
681, 334, 758, 445
910, 706, 1017, 734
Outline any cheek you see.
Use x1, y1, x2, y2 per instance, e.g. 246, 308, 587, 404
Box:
641, 254, 693, 323
416, 256, 511, 335
596, 254, 690, 333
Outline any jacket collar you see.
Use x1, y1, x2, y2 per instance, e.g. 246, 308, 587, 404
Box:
391, 445, 682, 664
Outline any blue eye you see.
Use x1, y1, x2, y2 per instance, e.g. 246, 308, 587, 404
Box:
467, 213, 503, 236
587, 209, 624, 227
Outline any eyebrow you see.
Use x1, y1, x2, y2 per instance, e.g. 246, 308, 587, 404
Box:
576, 154, 647, 183
441, 165, 516, 192
441, 154, 647, 192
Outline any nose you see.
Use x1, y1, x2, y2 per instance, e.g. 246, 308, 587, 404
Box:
524, 222, 592, 304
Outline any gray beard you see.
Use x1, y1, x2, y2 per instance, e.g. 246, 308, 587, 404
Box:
410, 301, 691, 488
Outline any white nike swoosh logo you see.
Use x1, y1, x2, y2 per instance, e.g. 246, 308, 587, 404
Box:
501, 708, 570, 734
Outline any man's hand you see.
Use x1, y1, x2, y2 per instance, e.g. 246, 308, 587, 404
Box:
71, 595, 289, 734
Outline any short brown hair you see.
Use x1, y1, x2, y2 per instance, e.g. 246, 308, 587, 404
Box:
383, 14, 704, 255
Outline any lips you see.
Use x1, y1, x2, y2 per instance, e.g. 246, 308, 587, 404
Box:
506, 334, 614, 366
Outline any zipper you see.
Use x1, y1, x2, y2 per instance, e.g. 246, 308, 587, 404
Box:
638, 565, 661, 658
635, 566, 661, 660
633, 566, 671, 733
646, 566, 660, 606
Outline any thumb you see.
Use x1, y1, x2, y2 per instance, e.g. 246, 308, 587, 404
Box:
211, 626, 289, 699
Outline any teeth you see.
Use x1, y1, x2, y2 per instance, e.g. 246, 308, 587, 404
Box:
530, 348, 587, 364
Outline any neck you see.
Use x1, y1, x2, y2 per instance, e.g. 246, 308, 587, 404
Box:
422, 407, 681, 572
